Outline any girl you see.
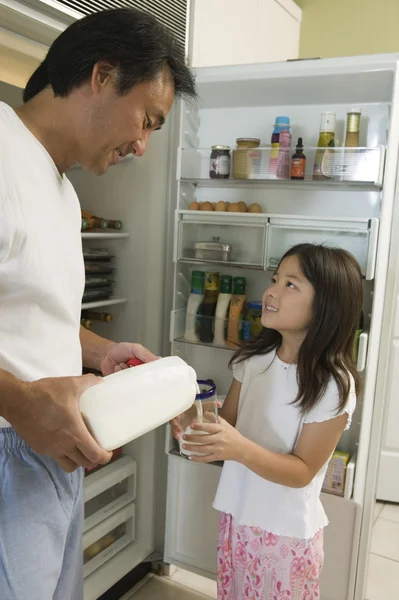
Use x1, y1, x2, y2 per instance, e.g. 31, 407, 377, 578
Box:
178, 243, 362, 600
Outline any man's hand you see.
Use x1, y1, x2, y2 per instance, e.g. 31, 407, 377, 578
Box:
100, 342, 159, 376
4, 373, 112, 472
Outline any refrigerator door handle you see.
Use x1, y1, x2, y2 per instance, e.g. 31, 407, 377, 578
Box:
357, 332, 368, 372
366, 218, 380, 280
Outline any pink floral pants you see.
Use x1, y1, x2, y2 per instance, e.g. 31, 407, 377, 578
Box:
217, 512, 324, 600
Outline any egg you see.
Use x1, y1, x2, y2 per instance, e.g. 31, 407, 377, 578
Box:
238, 201, 248, 213
212, 202, 216, 209
249, 203, 262, 213
200, 201, 214, 211
215, 201, 227, 211
227, 203, 240, 213
189, 201, 200, 211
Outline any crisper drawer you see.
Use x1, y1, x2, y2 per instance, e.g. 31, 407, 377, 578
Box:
83, 502, 135, 578
176, 211, 268, 269
84, 455, 136, 532
266, 217, 379, 280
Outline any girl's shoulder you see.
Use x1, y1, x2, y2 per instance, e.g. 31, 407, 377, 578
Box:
303, 371, 356, 429
232, 350, 277, 383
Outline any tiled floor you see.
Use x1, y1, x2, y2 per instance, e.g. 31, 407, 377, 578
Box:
124, 576, 213, 600
367, 501, 399, 600
126, 503, 399, 600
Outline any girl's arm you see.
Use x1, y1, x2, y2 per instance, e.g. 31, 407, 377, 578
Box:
183, 413, 348, 488
219, 378, 241, 427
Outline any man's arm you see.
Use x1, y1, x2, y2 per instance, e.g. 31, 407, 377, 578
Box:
80, 326, 159, 376
80, 325, 114, 371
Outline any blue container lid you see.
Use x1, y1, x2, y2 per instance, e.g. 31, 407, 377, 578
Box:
274, 116, 291, 127
196, 379, 216, 400
247, 301, 263, 310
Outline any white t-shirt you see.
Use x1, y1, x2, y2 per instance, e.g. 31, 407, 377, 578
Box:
0, 102, 84, 427
213, 350, 356, 539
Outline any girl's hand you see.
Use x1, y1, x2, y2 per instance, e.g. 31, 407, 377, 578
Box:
181, 418, 246, 463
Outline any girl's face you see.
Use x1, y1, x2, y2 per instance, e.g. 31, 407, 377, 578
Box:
261, 255, 315, 334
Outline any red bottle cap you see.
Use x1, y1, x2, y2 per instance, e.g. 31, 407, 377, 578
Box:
127, 358, 144, 367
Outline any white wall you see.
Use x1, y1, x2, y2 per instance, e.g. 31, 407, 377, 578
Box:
188, 0, 302, 67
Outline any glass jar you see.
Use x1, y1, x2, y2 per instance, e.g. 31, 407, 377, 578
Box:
233, 138, 261, 179
209, 145, 231, 179
243, 301, 263, 341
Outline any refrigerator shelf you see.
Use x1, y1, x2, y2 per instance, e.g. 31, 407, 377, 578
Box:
178, 258, 264, 271
81, 232, 129, 240
81, 297, 127, 310
179, 146, 385, 187
180, 178, 383, 192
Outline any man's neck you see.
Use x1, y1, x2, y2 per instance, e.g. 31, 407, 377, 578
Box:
15, 89, 78, 174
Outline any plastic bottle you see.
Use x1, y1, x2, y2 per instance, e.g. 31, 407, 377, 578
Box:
79, 356, 198, 451
184, 271, 205, 342
227, 277, 247, 348
269, 116, 291, 179
290, 137, 306, 180
213, 275, 232, 346
313, 112, 336, 180
197, 272, 220, 343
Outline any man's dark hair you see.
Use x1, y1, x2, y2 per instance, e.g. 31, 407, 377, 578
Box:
23, 7, 196, 102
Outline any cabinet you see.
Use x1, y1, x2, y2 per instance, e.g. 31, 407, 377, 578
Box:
189, 0, 302, 67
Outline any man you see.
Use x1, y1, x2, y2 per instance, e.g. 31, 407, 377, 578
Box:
0, 7, 196, 599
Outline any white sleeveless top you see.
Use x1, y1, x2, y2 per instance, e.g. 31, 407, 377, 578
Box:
213, 351, 356, 539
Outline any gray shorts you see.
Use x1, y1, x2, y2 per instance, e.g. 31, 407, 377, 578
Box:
0, 428, 84, 600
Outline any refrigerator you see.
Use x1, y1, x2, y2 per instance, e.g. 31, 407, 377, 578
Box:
65, 53, 399, 600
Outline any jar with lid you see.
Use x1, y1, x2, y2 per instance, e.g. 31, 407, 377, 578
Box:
178, 379, 219, 457
233, 138, 261, 179
210, 145, 231, 179
243, 301, 263, 341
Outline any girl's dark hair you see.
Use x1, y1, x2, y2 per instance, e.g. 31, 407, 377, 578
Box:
231, 243, 363, 414
23, 8, 196, 102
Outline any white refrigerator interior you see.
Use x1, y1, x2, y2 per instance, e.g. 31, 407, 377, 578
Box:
2, 53, 399, 600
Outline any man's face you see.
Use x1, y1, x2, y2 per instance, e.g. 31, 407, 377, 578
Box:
77, 64, 175, 174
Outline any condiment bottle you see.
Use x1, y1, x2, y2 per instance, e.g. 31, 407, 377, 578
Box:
197, 272, 220, 343
106, 219, 123, 230
82, 310, 113, 322
209, 146, 230, 179
345, 109, 361, 148
213, 275, 232, 346
313, 112, 336, 180
269, 117, 291, 179
184, 271, 205, 342
290, 137, 306, 180
233, 138, 261, 179
227, 277, 247, 348
84, 217, 108, 230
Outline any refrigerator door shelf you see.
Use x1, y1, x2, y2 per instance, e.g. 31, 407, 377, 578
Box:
179, 146, 386, 187
83, 502, 135, 578
84, 455, 137, 503
267, 217, 379, 280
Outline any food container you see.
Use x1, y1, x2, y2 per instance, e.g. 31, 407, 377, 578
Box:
243, 301, 263, 341
210, 145, 231, 179
233, 138, 261, 179
194, 237, 232, 262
